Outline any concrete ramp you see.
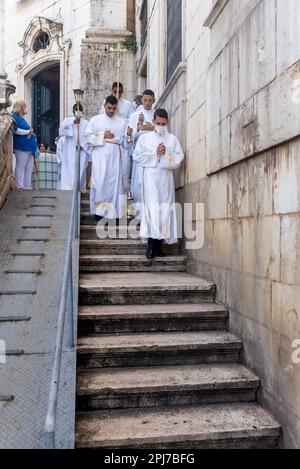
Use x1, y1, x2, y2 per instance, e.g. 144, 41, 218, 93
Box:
0, 190, 79, 449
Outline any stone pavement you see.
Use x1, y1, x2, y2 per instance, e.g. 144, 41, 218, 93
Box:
0, 190, 79, 449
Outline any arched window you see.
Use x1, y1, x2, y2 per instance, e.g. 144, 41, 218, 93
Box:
32, 32, 50, 53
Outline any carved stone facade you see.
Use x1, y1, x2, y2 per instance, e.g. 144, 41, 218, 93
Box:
18, 17, 65, 69
4, 0, 136, 121
81, 31, 135, 117
0, 74, 16, 115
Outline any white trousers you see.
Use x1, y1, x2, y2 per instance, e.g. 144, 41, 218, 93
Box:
14, 151, 34, 189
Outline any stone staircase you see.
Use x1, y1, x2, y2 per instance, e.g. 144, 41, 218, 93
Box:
75, 195, 281, 449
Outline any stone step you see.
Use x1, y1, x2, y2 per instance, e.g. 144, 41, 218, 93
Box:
79, 255, 187, 273
78, 303, 228, 334
80, 225, 140, 240
76, 363, 259, 411
75, 402, 281, 449
80, 239, 180, 255
79, 272, 216, 305
81, 198, 134, 208
77, 331, 242, 369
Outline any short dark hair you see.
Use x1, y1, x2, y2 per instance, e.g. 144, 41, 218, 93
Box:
154, 109, 169, 121
112, 82, 123, 91
142, 89, 155, 99
105, 95, 118, 106
73, 104, 83, 112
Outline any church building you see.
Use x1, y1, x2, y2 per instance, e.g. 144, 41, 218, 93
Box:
3, 0, 136, 147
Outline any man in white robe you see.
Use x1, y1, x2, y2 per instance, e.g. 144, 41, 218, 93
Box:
58, 104, 90, 190
100, 82, 135, 192
129, 89, 155, 211
100, 82, 135, 120
82, 95, 133, 221
133, 108, 184, 259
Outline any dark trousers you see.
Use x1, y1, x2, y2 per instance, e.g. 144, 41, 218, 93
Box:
148, 238, 163, 249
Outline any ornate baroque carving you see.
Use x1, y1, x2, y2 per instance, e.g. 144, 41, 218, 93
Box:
18, 16, 64, 69
0, 73, 16, 115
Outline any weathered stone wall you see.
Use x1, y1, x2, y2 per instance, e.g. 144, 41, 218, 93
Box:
80, 39, 135, 119
178, 139, 300, 448
127, 0, 136, 33
142, 0, 300, 448
90, 0, 128, 30
186, 0, 300, 448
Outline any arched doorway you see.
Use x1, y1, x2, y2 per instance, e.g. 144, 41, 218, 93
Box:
32, 64, 60, 150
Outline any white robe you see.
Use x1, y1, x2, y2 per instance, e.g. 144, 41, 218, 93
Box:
56, 136, 65, 190
133, 130, 184, 244
129, 108, 155, 205
100, 98, 135, 191
56, 136, 65, 164
59, 117, 90, 190
82, 113, 129, 219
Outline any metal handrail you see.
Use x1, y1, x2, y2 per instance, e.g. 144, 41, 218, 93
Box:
44, 143, 81, 448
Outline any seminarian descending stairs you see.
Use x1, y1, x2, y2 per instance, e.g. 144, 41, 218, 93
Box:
75, 194, 281, 449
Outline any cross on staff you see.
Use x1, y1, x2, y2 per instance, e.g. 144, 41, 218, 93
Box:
109, 42, 128, 107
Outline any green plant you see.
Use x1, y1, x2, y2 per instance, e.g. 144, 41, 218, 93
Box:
121, 35, 137, 53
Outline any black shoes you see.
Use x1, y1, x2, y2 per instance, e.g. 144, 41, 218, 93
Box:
92, 216, 120, 225
146, 238, 156, 259
146, 239, 165, 259
93, 215, 103, 222
156, 240, 166, 257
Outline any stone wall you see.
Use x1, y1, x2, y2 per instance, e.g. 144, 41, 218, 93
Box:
90, 0, 128, 29
179, 139, 300, 448
141, 0, 300, 448
80, 36, 135, 118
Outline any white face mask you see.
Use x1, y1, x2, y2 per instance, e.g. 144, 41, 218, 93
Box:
74, 111, 83, 118
155, 125, 168, 137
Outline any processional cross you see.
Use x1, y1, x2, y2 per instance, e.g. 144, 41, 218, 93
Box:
108, 41, 134, 202
109, 42, 128, 108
